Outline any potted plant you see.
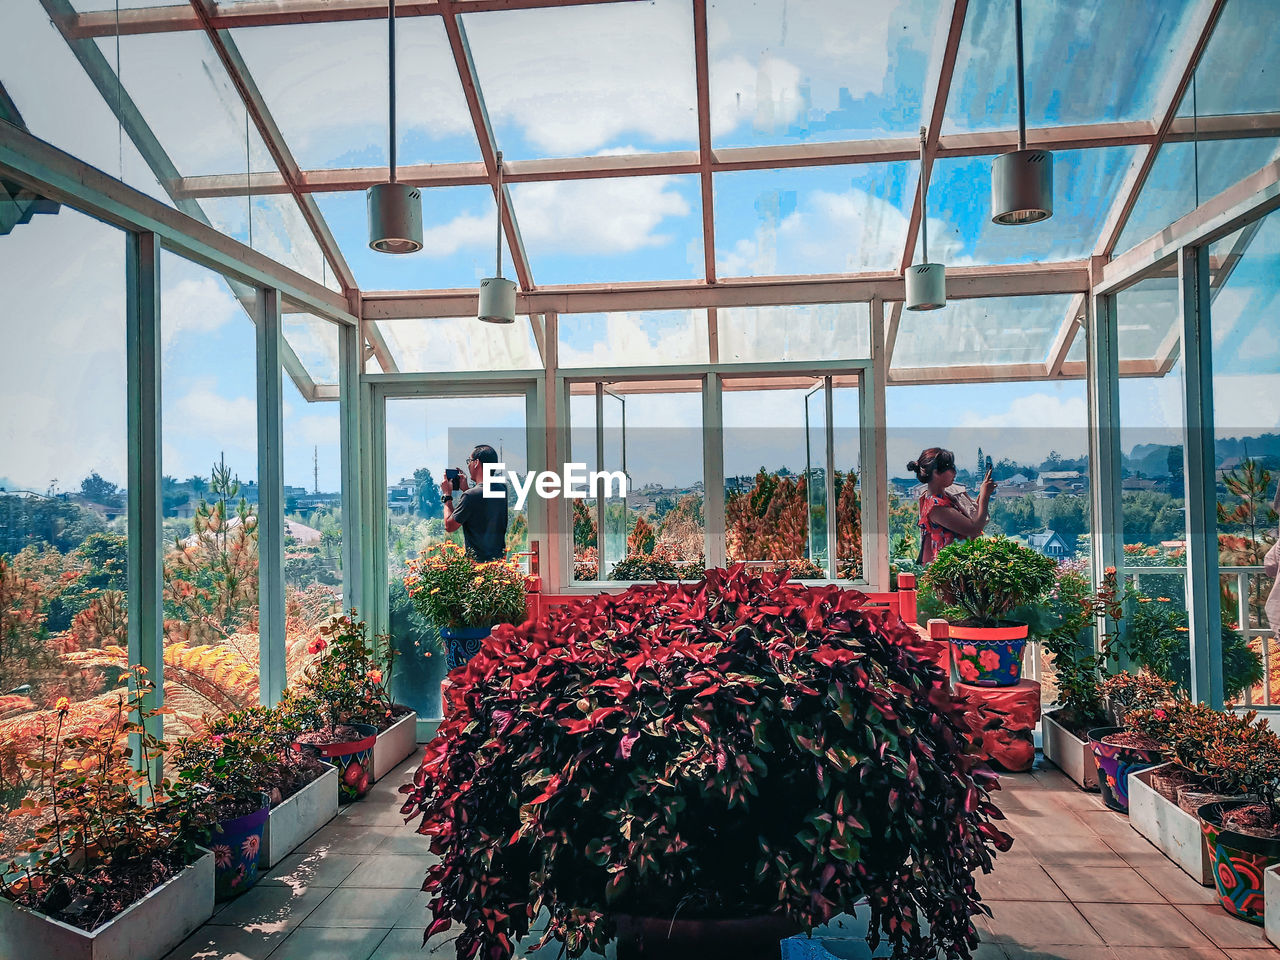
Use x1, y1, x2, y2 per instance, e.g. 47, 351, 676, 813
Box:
404, 541, 528, 671
1086, 671, 1172, 814
924, 536, 1058, 686
399, 565, 1012, 960
0, 668, 216, 960
203, 705, 336, 869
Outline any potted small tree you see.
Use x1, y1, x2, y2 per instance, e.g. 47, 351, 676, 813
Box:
400, 565, 1012, 960
924, 537, 1058, 686
0, 669, 216, 960
404, 541, 528, 671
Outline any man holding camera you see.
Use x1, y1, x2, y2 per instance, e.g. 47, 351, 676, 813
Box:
440, 443, 508, 562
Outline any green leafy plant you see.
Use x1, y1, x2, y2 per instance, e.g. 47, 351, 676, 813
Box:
608, 554, 705, 581
400, 565, 1011, 960
284, 612, 401, 731
404, 540, 527, 629
1097, 670, 1174, 726
924, 536, 1058, 627
0, 667, 213, 931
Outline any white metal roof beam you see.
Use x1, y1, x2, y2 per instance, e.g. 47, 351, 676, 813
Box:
1093, 0, 1229, 258
900, 0, 967, 275
67, 0, 637, 38
692, 0, 715, 284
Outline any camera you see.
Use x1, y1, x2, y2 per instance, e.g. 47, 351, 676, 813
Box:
444, 467, 462, 484
985, 455, 994, 474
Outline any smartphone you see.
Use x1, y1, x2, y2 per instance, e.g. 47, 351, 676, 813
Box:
444, 467, 462, 484
985, 455, 994, 475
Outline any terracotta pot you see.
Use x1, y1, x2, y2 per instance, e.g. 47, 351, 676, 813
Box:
1087, 725, 1165, 814
614, 913, 801, 960
1201, 800, 1280, 924
294, 722, 377, 803
948, 622, 1028, 687
440, 625, 493, 670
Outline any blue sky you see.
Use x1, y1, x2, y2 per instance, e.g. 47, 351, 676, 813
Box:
3, 0, 1278, 503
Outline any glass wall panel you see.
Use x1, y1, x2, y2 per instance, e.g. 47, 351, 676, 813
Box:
1114, 271, 1192, 695
367, 317, 541, 374
718, 303, 871, 363
559, 310, 709, 368
893, 295, 1071, 369
160, 252, 259, 733
714, 163, 915, 277
385, 395, 529, 718
567, 382, 704, 582
1208, 209, 1280, 704
0, 208, 127, 856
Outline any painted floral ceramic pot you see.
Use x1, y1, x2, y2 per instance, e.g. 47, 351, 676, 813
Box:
208, 794, 270, 901
295, 722, 377, 803
1087, 725, 1165, 814
1200, 800, 1280, 924
948, 623, 1028, 686
440, 625, 493, 670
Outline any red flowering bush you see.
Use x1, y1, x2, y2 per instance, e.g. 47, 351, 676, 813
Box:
400, 565, 1010, 960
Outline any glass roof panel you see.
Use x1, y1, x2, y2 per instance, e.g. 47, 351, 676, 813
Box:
283, 314, 340, 386
231, 18, 481, 170
368, 317, 540, 373
201, 194, 337, 291
316, 186, 500, 291
463, 0, 696, 161
1116, 273, 1179, 362
68, 0, 177, 9
715, 162, 914, 276
717, 304, 871, 363
1181, 0, 1280, 117
559, 311, 710, 368
892, 294, 1071, 368
94, 30, 276, 177
1, 0, 170, 204
943, 0, 1198, 134
925, 147, 1137, 265
511, 176, 704, 285
1115, 136, 1280, 255
707, 0, 946, 148
1209, 211, 1280, 378
1066, 326, 1086, 364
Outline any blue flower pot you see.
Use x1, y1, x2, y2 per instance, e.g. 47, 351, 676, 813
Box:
208, 795, 270, 901
440, 625, 493, 670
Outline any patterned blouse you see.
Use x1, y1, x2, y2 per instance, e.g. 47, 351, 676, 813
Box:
918, 493, 964, 566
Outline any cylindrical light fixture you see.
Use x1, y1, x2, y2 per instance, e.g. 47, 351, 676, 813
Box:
991, 0, 1052, 225
905, 126, 946, 312
478, 151, 516, 324
368, 0, 423, 254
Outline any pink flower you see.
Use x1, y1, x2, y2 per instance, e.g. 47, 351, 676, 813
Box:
241, 834, 260, 860
212, 844, 233, 868
978, 650, 1001, 672
961, 644, 978, 657
958, 660, 979, 682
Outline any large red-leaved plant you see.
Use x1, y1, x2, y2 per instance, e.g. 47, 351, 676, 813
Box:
399, 565, 1011, 960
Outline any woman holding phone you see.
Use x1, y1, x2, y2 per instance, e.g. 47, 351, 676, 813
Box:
908, 447, 996, 566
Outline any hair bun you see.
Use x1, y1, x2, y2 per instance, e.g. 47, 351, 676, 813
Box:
906, 460, 918, 472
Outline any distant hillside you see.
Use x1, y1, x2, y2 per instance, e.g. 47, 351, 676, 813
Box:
1124, 434, 1280, 476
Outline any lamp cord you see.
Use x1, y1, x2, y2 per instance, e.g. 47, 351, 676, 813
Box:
1014, 0, 1026, 152
388, 0, 397, 183
495, 150, 504, 278
1192, 70, 1200, 208
918, 127, 928, 264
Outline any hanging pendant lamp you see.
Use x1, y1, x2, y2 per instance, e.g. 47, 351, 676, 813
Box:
991, 0, 1052, 224
905, 126, 945, 311
478, 151, 516, 324
368, 0, 422, 254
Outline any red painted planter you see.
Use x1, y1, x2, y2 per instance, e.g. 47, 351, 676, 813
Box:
948, 622, 1028, 686
294, 723, 377, 803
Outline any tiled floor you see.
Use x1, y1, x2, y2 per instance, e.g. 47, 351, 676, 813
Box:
162, 753, 1280, 960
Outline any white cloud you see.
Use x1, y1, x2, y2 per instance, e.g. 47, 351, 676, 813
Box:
558, 311, 706, 368
163, 381, 257, 480
162, 274, 240, 351
514, 178, 692, 255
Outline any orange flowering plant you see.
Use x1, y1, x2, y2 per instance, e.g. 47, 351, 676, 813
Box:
404, 541, 527, 630
283, 612, 401, 731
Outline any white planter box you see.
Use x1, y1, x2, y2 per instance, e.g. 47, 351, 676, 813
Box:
1265, 863, 1280, 947
1129, 763, 1213, 886
262, 765, 339, 869
373, 710, 419, 782
0, 850, 213, 960
1041, 710, 1098, 790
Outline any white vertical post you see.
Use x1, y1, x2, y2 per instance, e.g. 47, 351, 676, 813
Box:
362, 382, 389, 639
1087, 287, 1124, 598
868, 298, 890, 591
256, 287, 286, 706
541, 312, 565, 593
1180, 243, 1224, 708
339, 320, 364, 613
126, 231, 163, 779
703, 372, 726, 569
824, 376, 837, 580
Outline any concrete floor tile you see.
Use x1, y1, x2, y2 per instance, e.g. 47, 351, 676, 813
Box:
391, 889, 433, 929
1178, 904, 1277, 950
267, 925, 392, 960
977, 863, 1068, 901
300, 886, 421, 927
976, 901, 1103, 945
208, 883, 333, 934
1015, 831, 1130, 868
161, 923, 286, 960
1041, 864, 1164, 904
1079, 902, 1217, 948
260, 851, 366, 890
997, 946, 1115, 960
343, 854, 434, 889
339, 806, 414, 827
300, 823, 391, 855
1135, 860, 1224, 905
1224, 950, 1280, 959
375, 828, 435, 854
